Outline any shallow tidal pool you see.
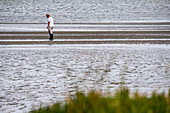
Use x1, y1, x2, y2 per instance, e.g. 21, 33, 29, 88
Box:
0, 44, 170, 113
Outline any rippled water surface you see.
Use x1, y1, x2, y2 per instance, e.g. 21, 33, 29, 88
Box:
0, 0, 170, 113
0, 45, 170, 113
0, 0, 170, 23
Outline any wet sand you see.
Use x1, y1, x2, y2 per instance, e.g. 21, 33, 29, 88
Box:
0, 31, 170, 45
0, 22, 170, 45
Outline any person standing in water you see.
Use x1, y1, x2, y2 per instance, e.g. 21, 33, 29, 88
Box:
46, 14, 54, 40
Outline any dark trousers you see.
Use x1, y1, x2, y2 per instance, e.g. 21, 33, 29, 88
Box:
48, 27, 53, 40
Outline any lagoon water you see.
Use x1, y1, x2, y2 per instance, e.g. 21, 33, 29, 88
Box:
0, 44, 170, 113
0, 0, 170, 23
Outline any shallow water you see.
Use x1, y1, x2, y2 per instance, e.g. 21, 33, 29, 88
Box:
0, 0, 170, 23
0, 44, 170, 113
1, 23, 170, 32
0, 0, 170, 112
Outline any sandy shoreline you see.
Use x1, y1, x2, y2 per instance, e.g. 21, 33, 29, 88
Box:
0, 40, 170, 45
0, 30, 170, 44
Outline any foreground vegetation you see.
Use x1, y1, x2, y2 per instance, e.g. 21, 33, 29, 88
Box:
30, 88, 170, 113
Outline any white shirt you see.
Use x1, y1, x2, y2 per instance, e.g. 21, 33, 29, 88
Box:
47, 17, 54, 27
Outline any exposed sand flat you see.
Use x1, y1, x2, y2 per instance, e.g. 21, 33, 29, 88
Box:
1, 30, 170, 34
0, 31, 170, 44
0, 22, 170, 45
0, 39, 170, 45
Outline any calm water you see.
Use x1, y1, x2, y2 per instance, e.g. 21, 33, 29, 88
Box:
0, 0, 170, 23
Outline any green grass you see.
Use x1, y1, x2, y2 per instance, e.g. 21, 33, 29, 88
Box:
30, 88, 170, 113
